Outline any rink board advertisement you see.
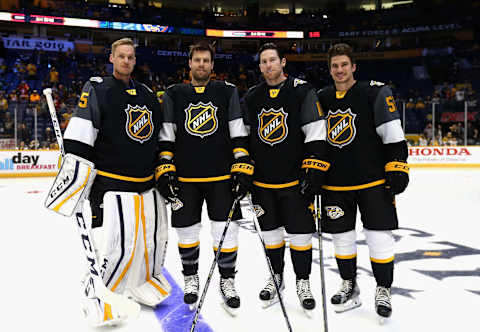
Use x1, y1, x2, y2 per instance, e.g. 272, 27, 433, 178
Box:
0, 150, 59, 177
0, 147, 479, 178
409, 146, 480, 167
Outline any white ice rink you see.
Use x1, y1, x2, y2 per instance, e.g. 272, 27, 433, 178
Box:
1, 168, 479, 332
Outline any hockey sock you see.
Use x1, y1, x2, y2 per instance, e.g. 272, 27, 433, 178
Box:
215, 248, 238, 278
335, 256, 357, 280
290, 247, 312, 279
266, 244, 285, 275
178, 243, 200, 276
371, 260, 394, 287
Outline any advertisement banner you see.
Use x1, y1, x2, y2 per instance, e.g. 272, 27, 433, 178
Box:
408, 146, 480, 167
0, 150, 60, 177
2, 36, 74, 52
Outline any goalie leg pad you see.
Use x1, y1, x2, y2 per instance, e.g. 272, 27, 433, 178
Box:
127, 189, 171, 306
45, 153, 96, 216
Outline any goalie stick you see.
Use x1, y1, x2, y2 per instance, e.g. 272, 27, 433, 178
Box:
43, 88, 140, 321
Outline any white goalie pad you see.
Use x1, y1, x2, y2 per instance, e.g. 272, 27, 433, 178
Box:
45, 154, 96, 217
100, 189, 171, 307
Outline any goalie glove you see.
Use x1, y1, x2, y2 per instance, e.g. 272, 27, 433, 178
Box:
299, 157, 330, 197
231, 155, 254, 200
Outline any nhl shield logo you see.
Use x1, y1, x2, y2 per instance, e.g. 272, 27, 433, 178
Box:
124, 104, 154, 144
184, 102, 218, 138
327, 108, 357, 148
258, 108, 288, 146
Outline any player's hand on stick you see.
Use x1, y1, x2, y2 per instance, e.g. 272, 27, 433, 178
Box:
155, 159, 181, 206
299, 157, 330, 196
231, 155, 254, 200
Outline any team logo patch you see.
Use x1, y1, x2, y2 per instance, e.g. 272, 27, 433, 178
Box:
327, 108, 357, 148
124, 104, 154, 144
184, 102, 218, 138
257, 108, 288, 146
325, 206, 344, 220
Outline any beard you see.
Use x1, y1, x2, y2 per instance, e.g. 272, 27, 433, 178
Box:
191, 69, 210, 83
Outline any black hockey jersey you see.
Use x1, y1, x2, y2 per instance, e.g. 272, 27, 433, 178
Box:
317, 80, 406, 189
159, 80, 248, 180
64, 76, 162, 194
243, 76, 327, 187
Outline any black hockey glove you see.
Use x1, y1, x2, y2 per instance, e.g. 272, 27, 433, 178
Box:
155, 159, 180, 204
231, 155, 254, 200
385, 161, 409, 195
299, 157, 330, 196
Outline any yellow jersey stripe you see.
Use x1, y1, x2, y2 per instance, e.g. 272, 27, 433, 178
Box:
371, 256, 395, 264
335, 253, 358, 260
178, 241, 200, 248
53, 167, 91, 212
266, 241, 286, 249
322, 179, 386, 191
213, 246, 238, 253
97, 170, 153, 182
290, 244, 313, 251
253, 180, 299, 189
179, 175, 231, 182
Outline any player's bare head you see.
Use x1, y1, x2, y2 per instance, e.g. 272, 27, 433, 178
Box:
189, 41, 215, 83
327, 43, 355, 69
110, 38, 136, 78
258, 43, 286, 84
328, 43, 356, 85
111, 37, 136, 57
189, 41, 215, 62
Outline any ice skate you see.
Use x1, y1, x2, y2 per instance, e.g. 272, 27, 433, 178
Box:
259, 274, 284, 309
331, 279, 361, 313
296, 278, 316, 317
375, 286, 392, 324
219, 277, 240, 316
184, 274, 199, 311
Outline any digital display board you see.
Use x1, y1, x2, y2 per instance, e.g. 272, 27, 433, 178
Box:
207, 29, 303, 39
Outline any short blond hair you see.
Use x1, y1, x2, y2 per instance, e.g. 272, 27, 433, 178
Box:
111, 38, 135, 56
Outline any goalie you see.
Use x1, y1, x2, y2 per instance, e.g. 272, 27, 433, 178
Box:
45, 38, 171, 326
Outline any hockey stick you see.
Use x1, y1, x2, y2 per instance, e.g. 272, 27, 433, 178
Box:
43, 88, 141, 320
190, 197, 240, 332
247, 194, 293, 332
314, 195, 329, 332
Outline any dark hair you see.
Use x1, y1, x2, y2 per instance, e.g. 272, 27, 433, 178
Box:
327, 43, 355, 68
189, 41, 215, 60
258, 42, 284, 61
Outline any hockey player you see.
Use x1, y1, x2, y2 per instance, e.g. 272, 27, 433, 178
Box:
242, 43, 329, 313
157, 41, 252, 314
317, 43, 409, 322
45, 38, 171, 326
